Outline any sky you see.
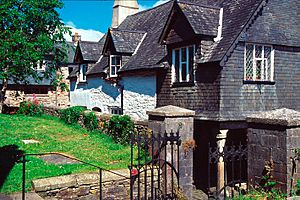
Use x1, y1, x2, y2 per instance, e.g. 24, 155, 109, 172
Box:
58, 0, 167, 42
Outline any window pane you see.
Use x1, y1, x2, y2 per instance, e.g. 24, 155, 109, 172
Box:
255, 45, 262, 58
116, 57, 121, 65
256, 60, 262, 80
181, 63, 187, 81
264, 46, 272, 80
175, 49, 179, 82
111, 66, 116, 75
181, 48, 187, 62
188, 46, 194, 81
112, 57, 116, 65
245, 44, 253, 80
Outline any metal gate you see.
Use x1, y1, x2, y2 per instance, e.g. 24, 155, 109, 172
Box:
129, 129, 181, 200
208, 143, 248, 199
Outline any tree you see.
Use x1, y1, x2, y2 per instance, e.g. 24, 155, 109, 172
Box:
0, 0, 70, 113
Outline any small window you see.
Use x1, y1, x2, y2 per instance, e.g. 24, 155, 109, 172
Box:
109, 106, 122, 115
80, 64, 88, 82
244, 44, 274, 82
172, 45, 195, 83
110, 55, 121, 77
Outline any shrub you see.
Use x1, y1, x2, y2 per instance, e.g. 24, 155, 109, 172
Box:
104, 115, 135, 145
82, 111, 98, 131
59, 106, 86, 124
18, 95, 44, 116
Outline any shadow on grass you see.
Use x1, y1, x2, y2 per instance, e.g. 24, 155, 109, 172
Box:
0, 145, 24, 190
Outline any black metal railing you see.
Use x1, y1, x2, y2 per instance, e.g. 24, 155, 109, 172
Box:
19, 152, 128, 200
208, 143, 248, 199
130, 130, 181, 200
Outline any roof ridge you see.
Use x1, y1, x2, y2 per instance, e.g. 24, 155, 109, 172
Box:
177, 0, 221, 10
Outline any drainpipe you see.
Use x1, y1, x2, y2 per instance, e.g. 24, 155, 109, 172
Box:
120, 85, 124, 115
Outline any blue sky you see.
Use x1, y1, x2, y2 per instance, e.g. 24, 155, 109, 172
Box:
59, 0, 167, 41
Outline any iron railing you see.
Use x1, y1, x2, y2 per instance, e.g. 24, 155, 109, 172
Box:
19, 152, 128, 200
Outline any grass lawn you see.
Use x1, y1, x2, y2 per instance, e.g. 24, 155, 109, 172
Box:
0, 114, 131, 194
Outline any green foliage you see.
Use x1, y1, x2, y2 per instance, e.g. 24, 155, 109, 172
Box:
105, 115, 135, 145
0, 114, 132, 193
0, 0, 71, 110
296, 179, 300, 195
82, 111, 98, 131
59, 106, 86, 124
17, 95, 44, 116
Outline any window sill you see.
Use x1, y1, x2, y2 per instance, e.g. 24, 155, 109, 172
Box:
172, 82, 195, 87
243, 80, 275, 85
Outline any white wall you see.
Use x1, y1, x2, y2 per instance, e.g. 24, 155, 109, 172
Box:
70, 74, 157, 120
122, 75, 156, 120
70, 77, 120, 113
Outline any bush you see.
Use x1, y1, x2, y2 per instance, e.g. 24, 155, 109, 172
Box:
104, 115, 135, 145
59, 106, 86, 124
18, 96, 44, 116
82, 111, 98, 131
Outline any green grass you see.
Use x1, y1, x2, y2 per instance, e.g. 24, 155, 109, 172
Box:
0, 114, 131, 194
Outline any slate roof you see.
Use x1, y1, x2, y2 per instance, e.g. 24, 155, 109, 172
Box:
79, 41, 102, 62
78, 0, 266, 74
196, 0, 265, 63
177, 2, 219, 36
69, 35, 107, 78
118, 1, 174, 72
66, 42, 76, 64
109, 29, 146, 54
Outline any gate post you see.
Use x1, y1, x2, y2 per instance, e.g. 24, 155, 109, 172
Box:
216, 130, 228, 194
147, 105, 195, 199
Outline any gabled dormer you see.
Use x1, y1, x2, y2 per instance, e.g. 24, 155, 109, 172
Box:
102, 28, 147, 78
159, 1, 221, 85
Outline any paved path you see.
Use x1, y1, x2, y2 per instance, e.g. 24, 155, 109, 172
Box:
0, 192, 44, 200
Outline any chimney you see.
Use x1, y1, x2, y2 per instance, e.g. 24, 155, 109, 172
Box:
72, 32, 81, 46
112, 0, 139, 28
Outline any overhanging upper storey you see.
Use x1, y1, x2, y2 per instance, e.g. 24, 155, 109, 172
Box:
159, 1, 220, 45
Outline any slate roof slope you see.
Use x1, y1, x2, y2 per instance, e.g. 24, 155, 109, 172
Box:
66, 42, 76, 64
69, 35, 107, 78
110, 29, 146, 54
177, 2, 219, 36
198, 0, 264, 63
86, 35, 108, 76
79, 41, 102, 62
118, 1, 174, 72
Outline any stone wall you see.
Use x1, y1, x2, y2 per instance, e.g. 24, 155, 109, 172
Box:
32, 169, 162, 200
247, 108, 300, 194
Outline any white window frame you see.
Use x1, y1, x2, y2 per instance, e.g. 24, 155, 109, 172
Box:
79, 64, 88, 82
109, 106, 122, 115
244, 43, 274, 82
172, 45, 195, 83
110, 55, 121, 77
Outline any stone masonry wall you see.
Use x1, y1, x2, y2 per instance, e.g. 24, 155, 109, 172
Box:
32, 170, 162, 200
247, 109, 300, 195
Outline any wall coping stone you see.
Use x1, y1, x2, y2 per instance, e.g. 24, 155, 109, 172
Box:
32, 170, 129, 192
147, 105, 195, 117
246, 108, 300, 127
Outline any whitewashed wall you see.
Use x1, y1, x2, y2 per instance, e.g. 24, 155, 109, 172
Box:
70, 78, 120, 113
70, 74, 157, 120
121, 75, 156, 120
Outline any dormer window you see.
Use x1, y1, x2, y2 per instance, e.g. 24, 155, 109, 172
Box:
172, 45, 195, 83
244, 44, 274, 82
110, 55, 121, 77
80, 64, 88, 82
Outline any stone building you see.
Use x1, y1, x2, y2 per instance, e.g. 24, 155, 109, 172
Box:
1, 38, 78, 111
69, 0, 300, 193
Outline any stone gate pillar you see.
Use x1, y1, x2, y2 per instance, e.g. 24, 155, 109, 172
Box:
247, 108, 300, 195
147, 105, 195, 199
